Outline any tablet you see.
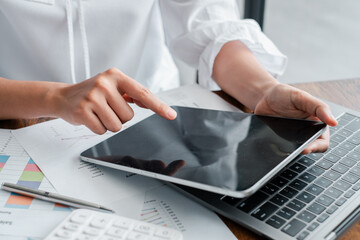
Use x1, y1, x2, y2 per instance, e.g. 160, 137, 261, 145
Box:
80, 106, 326, 198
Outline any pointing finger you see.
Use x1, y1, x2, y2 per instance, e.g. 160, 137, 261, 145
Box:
116, 75, 177, 120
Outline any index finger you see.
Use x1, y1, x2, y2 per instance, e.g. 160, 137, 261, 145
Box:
117, 75, 177, 120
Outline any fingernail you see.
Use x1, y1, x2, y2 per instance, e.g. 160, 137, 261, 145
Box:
325, 109, 337, 124
167, 108, 177, 119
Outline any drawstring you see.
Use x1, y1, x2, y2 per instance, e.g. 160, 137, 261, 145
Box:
65, 0, 91, 84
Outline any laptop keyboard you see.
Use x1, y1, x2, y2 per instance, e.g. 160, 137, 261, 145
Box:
220, 113, 360, 240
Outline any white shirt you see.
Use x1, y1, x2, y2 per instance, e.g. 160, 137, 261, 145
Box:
0, 0, 287, 92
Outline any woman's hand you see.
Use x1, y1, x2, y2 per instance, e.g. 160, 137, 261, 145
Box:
212, 41, 338, 154
254, 83, 338, 153
52, 68, 177, 134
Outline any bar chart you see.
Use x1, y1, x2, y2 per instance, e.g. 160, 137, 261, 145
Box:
0, 156, 70, 211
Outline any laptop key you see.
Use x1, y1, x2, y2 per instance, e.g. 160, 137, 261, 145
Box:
316, 194, 335, 207
342, 173, 360, 184
307, 202, 326, 215
348, 151, 360, 161
308, 166, 325, 176
331, 134, 346, 143
281, 169, 298, 180
271, 176, 289, 188
344, 118, 360, 132
297, 210, 316, 223
277, 207, 296, 220
337, 118, 350, 127
299, 172, 316, 183
280, 187, 299, 198
297, 231, 310, 240
307, 222, 320, 232
339, 141, 356, 151
314, 177, 332, 188
334, 180, 351, 191
350, 166, 360, 177
324, 153, 341, 163
266, 215, 286, 229
353, 182, 360, 191
270, 194, 289, 206
354, 145, 360, 153
251, 202, 278, 221
339, 157, 356, 168
335, 197, 347, 206
297, 156, 315, 167
340, 113, 356, 121
316, 160, 333, 170
323, 170, 341, 181
329, 141, 339, 149
325, 187, 343, 199
353, 131, 360, 138
330, 125, 340, 133
307, 153, 323, 161
290, 163, 307, 174
344, 189, 355, 198
287, 199, 306, 212
326, 205, 338, 215
290, 179, 308, 191
237, 191, 269, 213
349, 137, 360, 146
332, 163, 349, 174
331, 148, 348, 157
296, 191, 315, 203
317, 213, 329, 223
261, 183, 279, 195
282, 219, 306, 237
306, 184, 324, 196
337, 129, 352, 138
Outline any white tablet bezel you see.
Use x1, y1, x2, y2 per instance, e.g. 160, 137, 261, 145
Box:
80, 108, 327, 198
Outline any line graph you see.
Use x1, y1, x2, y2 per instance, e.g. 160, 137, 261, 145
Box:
141, 199, 186, 232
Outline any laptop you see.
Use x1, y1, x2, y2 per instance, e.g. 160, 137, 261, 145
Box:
169, 100, 360, 240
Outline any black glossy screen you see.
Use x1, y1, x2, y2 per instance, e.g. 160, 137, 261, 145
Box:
81, 106, 326, 191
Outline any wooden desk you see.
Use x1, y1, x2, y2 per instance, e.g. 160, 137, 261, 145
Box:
1, 78, 360, 239
222, 78, 360, 240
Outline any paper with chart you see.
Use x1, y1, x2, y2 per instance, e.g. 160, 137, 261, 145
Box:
11, 114, 154, 217
141, 185, 237, 240
0, 129, 69, 238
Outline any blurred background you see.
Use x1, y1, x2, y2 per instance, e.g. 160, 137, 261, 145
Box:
175, 0, 360, 85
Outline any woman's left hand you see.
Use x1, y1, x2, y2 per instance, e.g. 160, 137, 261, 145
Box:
254, 83, 338, 154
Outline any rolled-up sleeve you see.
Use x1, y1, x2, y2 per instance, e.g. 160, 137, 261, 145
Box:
159, 0, 287, 90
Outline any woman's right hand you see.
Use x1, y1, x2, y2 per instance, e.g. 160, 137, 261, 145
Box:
52, 68, 177, 134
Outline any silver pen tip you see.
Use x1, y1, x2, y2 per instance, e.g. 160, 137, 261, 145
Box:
100, 206, 115, 213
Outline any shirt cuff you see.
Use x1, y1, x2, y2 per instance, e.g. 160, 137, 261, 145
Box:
198, 19, 288, 91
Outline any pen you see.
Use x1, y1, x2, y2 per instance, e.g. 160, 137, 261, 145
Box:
1, 182, 115, 213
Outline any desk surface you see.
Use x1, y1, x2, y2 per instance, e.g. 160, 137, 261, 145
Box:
1, 78, 360, 239
222, 78, 360, 240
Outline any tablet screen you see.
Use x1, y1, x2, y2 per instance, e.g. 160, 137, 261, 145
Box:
81, 106, 326, 197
